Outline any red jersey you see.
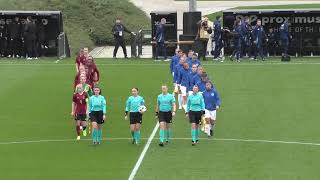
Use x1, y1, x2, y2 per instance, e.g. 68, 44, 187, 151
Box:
74, 73, 81, 89
75, 55, 87, 68
88, 63, 100, 83
73, 92, 88, 115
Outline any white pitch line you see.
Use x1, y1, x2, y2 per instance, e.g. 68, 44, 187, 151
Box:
128, 122, 159, 180
1, 137, 320, 147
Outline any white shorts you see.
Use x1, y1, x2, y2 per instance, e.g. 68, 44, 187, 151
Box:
174, 84, 180, 93
180, 86, 187, 96
204, 109, 216, 120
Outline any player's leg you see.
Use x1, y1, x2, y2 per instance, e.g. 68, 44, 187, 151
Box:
177, 85, 182, 109
130, 123, 136, 144
97, 124, 102, 144
80, 115, 87, 136
159, 121, 166, 146
195, 112, 201, 143
91, 121, 98, 144
134, 122, 141, 145
204, 110, 211, 137
181, 86, 187, 112
75, 118, 81, 140
189, 111, 197, 145
210, 110, 217, 136
165, 112, 172, 143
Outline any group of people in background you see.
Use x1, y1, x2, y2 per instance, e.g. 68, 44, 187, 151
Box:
182, 15, 291, 62
0, 16, 47, 60
229, 17, 291, 62
170, 48, 221, 146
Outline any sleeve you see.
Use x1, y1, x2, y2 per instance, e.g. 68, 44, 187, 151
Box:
89, 97, 92, 113
111, 25, 116, 34
170, 57, 174, 73
157, 96, 160, 106
207, 27, 212, 34
123, 25, 131, 33
140, 97, 145, 106
200, 96, 205, 111
172, 95, 176, 103
125, 97, 130, 111
177, 69, 182, 84
186, 96, 191, 112
103, 97, 107, 114
215, 90, 221, 107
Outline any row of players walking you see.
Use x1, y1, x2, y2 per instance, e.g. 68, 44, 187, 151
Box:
71, 47, 221, 146
0, 16, 45, 59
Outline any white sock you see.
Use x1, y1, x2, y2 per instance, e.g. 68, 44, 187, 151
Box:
207, 124, 211, 136
178, 95, 182, 108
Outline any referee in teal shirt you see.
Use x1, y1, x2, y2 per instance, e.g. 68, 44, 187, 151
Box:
89, 87, 107, 145
155, 85, 176, 147
186, 85, 205, 146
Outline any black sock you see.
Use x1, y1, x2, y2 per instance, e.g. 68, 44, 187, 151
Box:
83, 126, 87, 131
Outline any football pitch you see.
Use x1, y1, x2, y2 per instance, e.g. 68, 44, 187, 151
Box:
1, 58, 320, 180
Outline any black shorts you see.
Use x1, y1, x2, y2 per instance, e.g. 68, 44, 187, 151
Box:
158, 111, 172, 123
129, 112, 142, 124
188, 111, 203, 124
90, 111, 104, 124
75, 114, 87, 121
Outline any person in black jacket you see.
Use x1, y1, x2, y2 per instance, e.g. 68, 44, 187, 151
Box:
111, 18, 135, 59
24, 16, 38, 60
0, 23, 8, 57
8, 17, 22, 58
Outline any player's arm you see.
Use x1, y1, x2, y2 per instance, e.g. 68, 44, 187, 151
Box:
85, 93, 89, 116
103, 97, 106, 120
125, 98, 130, 119
215, 90, 221, 109
172, 97, 176, 116
71, 102, 75, 117
186, 97, 190, 115
200, 96, 205, 113
155, 98, 159, 118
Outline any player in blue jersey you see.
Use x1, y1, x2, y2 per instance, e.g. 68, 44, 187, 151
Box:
170, 49, 182, 77
203, 81, 220, 137
188, 64, 198, 96
125, 88, 145, 145
155, 85, 176, 146
178, 62, 191, 112
173, 55, 187, 109
188, 53, 201, 68
191, 66, 204, 87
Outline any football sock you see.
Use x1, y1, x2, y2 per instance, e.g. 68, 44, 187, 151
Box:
135, 131, 141, 144
196, 128, 200, 141
97, 129, 102, 143
191, 128, 196, 142
159, 129, 164, 143
206, 124, 211, 136
92, 128, 97, 143
166, 129, 170, 142
131, 131, 135, 140
82, 126, 87, 131
76, 125, 80, 136
178, 95, 182, 108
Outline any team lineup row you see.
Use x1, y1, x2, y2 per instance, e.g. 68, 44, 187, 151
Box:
71, 48, 220, 146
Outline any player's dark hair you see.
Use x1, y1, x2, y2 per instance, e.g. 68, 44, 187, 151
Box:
94, 86, 102, 95
132, 87, 139, 92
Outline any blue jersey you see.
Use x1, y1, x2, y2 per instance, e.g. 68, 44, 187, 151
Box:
178, 68, 191, 87
188, 59, 201, 68
188, 72, 197, 91
191, 74, 201, 87
252, 25, 265, 45
170, 55, 179, 73
89, 95, 107, 113
173, 63, 183, 83
203, 89, 220, 111
280, 22, 289, 40
157, 93, 175, 112
196, 80, 207, 92
125, 96, 145, 112
214, 20, 222, 39
186, 92, 205, 112
155, 24, 165, 42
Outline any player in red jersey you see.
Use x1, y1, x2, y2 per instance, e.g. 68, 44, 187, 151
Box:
75, 48, 85, 72
71, 85, 89, 140
74, 65, 86, 90
86, 56, 100, 85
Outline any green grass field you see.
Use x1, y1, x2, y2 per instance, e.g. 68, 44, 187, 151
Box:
1, 58, 320, 180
